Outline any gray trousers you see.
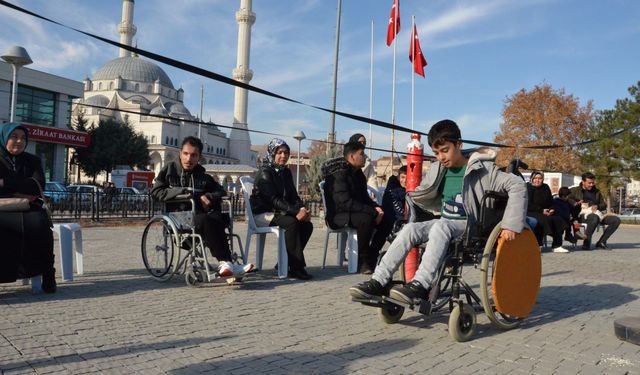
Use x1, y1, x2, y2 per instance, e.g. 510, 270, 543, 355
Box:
372, 219, 467, 289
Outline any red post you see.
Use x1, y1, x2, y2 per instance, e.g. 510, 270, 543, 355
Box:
404, 133, 424, 281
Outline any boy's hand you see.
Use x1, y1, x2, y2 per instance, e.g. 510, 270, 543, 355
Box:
499, 229, 516, 241
374, 207, 384, 225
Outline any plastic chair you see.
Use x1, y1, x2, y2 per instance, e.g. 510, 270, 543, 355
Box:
239, 176, 288, 279
319, 181, 358, 273
367, 185, 382, 205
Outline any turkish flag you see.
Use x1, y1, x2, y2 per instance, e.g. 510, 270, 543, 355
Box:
409, 24, 427, 77
386, 0, 400, 46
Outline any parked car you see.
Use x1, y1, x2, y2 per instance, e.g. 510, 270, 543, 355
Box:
114, 186, 148, 210
44, 181, 70, 204
620, 208, 640, 218
67, 184, 104, 210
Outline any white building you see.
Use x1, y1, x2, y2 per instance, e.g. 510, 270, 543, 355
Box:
72, 0, 257, 184
1, 60, 84, 183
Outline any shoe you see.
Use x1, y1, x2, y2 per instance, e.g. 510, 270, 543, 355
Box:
596, 242, 611, 250
359, 264, 374, 275
242, 263, 255, 273
564, 233, 577, 244
288, 268, 312, 280
552, 246, 570, 253
217, 261, 233, 277
582, 240, 591, 251
574, 232, 587, 240
42, 269, 57, 294
349, 279, 389, 299
390, 280, 430, 304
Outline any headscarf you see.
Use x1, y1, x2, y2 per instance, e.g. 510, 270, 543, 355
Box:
1, 122, 29, 169
530, 170, 544, 183
265, 138, 290, 169
349, 133, 366, 144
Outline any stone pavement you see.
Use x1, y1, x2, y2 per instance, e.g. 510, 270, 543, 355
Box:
1, 222, 640, 374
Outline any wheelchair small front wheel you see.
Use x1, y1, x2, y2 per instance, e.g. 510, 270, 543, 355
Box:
378, 303, 404, 324
448, 303, 476, 342
185, 270, 202, 287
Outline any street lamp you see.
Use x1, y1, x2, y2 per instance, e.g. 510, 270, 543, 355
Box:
293, 130, 306, 193
1, 46, 33, 122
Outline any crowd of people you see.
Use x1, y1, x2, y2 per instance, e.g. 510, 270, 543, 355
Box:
0, 119, 626, 294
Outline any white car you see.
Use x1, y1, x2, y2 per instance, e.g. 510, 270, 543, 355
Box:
620, 208, 640, 218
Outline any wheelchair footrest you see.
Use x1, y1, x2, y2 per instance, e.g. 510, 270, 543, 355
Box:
352, 296, 387, 308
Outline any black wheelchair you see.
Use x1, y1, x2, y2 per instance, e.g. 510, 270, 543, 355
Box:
353, 190, 541, 342
141, 193, 247, 286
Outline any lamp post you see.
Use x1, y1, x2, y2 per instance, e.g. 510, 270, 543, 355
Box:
1, 46, 33, 122
293, 130, 306, 193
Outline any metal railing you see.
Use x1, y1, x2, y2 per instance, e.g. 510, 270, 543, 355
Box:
47, 191, 325, 222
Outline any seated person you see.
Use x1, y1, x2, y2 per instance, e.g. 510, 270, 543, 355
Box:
552, 186, 585, 243
568, 172, 621, 250
527, 170, 570, 253
323, 141, 384, 274
350, 119, 527, 303
0, 123, 56, 293
369, 166, 407, 257
151, 136, 253, 276
348, 133, 378, 189
250, 138, 313, 280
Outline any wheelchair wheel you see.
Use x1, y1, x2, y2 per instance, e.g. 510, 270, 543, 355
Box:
185, 269, 202, 287
141, 217, 177, 281
378, 303, 405, 324
479, 223, 522, 330
448, 303, 476, 342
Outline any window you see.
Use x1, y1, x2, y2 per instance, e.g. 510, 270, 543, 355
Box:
151, 135, 156, 144
165, 136, 169, 144
109, 82, 114, 90
135, 83, 139, 91
98, 82, 102, 90
15, 85, 56, 127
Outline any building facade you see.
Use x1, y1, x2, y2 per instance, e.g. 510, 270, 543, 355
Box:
1, 60, 84, 183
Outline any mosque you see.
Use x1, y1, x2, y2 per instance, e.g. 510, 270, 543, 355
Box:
72, 0, 257, 187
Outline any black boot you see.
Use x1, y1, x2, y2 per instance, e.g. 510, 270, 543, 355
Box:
42, 268, 57, 294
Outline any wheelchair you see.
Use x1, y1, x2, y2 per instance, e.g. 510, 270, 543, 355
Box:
352, 190, 541, 342
141, 193, 247, 286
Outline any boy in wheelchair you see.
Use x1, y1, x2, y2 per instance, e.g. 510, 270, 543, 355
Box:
350, 119, 528, 305
151, 136, 254, 277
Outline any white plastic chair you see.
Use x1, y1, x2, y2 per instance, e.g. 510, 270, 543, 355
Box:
319, 181, 358, 273
367, 185, 382, 205
239, 176, 288, 279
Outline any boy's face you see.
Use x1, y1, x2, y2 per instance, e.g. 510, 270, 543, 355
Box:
398, 173, 407, 188
431, 140, 465, 168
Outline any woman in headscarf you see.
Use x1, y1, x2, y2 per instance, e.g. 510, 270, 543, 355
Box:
0, 123, 56, 292
250, 138, 313, 280
527, 170, 569, 253
348, 133, 378, 189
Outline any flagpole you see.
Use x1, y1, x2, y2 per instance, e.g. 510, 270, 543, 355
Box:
411, 16, 415, 131
390, 3, 398, 174
369, 19, 374, 160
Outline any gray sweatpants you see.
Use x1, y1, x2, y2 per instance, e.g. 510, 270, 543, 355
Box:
372, 219, 467, 289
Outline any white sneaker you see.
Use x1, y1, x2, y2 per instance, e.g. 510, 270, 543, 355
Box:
217, 261, 234, 277
553, 246, 570, 253
231, 263, 255, 275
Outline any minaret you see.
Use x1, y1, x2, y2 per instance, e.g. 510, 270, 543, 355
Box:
229, 0, 255, 165
118, 0, 137, 58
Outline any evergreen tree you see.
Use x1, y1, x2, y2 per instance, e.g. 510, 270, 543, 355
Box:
582, 81, 640, 207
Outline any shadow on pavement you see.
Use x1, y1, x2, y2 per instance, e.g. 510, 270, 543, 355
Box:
168, 338, 420, 374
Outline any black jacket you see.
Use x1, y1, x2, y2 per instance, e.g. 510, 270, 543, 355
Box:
151, 161, 225, 213
250, 163, 304, 215
0, 151, 45, 197
382, 175, 406, 221
526, 183, 553, 214
568, 183, 607, 211
322, 157, 378, 224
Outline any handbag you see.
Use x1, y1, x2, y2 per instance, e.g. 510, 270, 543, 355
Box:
0, 197, 30, 211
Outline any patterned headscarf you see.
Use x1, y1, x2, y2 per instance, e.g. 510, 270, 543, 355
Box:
265, 138, 290, 168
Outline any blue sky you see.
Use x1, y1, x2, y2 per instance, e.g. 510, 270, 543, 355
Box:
1, 0, 639, 157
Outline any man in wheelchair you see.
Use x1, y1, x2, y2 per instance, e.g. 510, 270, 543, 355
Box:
350, 119, 528, 304
151, 136, 254, 277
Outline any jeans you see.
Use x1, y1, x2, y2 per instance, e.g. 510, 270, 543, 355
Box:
372, 218, 467, 289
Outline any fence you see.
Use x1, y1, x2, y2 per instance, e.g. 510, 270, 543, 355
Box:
47, 191, 324, 222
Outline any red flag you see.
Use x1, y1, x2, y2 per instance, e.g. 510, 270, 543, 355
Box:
409, 24, 428, 77
386, 0, 400, 46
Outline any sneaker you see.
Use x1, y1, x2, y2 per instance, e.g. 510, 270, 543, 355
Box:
596, 242, 611, 250
564, 233, 576, 244
390, 280, 430, 304
582, 240, 591, 251
231, 263, 255, 275
217, 261, 233, 277
288, 268, 312, 280
349, 279, 388, 299
552, 246, 570, 253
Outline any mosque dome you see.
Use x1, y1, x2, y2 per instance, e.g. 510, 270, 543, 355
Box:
84, 95, 110, 107
167, 102, 191, 116
93, 56, 174, 89
149, 106, 169, 116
